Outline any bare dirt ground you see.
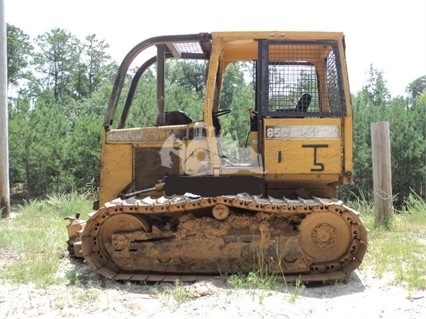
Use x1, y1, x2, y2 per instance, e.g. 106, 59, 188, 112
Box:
1, 256, 425, 319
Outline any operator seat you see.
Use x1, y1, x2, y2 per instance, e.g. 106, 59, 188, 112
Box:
163, 111, 193, 125
295, 93, 312, 112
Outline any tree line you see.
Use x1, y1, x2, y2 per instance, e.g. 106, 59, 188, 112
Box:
6, 25, 426, 207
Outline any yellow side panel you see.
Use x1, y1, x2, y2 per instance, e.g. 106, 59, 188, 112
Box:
99, 142, 132, 205
263, 118, 343, 176
264, 139, 341, 175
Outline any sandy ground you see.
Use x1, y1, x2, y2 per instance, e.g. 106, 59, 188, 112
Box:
0, 257, 425, 319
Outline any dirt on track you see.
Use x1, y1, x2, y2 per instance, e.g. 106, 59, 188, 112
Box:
1, 256, 425, 319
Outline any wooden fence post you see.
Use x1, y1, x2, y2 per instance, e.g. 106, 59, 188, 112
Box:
371, 121, 393, 227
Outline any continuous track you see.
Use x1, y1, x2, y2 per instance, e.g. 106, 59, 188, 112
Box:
79, 194, 368, 283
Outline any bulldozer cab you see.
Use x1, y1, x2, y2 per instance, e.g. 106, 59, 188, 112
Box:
101, 31, 353, 204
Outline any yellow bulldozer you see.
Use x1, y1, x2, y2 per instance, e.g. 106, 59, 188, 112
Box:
66, 31, 368, 283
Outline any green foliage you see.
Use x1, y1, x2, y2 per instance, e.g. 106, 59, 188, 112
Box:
8, 94, 103, 196
389, 97, 426, 206
81, 34, 114, 97
6, 24, 34, 87
0, 193, 94, 287
406, 75, 426, 100
165, 60, 205, 121
8, 27, 116, 197
125, 68, 157, 127
362, 64, 391, 107
9, 93, 75, 195
349, 66, 426, 205
218, 62, 256, 161
227, 271, 276, 290
35, 28, 82, 101
167, 60, 207, 99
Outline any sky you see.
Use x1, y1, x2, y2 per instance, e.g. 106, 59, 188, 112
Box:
4, 0, 426, 97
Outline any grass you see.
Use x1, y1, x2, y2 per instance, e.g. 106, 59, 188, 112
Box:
161, 280, 200, 303
354, 192, 426, 290
227, 271, 277, 290
227, 271, 306, 302
0, 191, 425, 293
0, 192, 94, 288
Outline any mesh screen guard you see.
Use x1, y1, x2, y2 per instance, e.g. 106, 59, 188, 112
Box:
263, 41, 346, 117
